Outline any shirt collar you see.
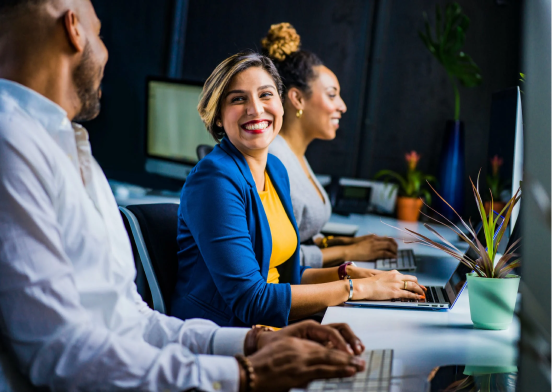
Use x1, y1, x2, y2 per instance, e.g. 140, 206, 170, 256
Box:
0, 78, 70, 135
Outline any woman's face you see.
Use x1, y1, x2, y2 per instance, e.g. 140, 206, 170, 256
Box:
220, 67, 284, 156
300, 65, 347, 140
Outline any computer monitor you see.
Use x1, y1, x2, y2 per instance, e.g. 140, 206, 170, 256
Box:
487, 86, 523, 233
145, 77, 215, 181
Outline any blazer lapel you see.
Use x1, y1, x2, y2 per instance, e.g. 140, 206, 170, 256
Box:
219, 138, 272, 277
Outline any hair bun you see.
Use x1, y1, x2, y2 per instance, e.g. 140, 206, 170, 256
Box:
261, 22, 301, 62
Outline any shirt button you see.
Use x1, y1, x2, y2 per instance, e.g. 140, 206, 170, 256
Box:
212, 381, 222, 390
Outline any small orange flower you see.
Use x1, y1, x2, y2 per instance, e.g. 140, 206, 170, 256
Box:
490, 155, 503, 176
405, 151, 421, 171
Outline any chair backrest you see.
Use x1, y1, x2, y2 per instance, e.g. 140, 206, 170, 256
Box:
123, 203, 180, 315
196, 144, 214, 161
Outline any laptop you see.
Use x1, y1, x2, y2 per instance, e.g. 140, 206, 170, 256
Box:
306, 349, 393, 392
346, 213, 506, 310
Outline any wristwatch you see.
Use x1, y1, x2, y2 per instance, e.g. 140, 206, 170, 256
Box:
338, 261, 357, 280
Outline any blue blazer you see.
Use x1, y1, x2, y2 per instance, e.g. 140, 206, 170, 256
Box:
171, 137, 308, 327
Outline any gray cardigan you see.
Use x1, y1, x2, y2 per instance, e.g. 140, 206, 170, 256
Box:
269, 135, 331, 267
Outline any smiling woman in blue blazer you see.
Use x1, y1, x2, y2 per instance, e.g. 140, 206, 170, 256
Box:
171, 51, 425, 328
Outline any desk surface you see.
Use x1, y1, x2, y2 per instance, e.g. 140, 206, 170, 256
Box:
322, 213, 520, 390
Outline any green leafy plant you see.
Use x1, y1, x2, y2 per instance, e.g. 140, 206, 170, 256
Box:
419, 2, 483, 121
391, 173, 521, 279
375, 151, 436, 205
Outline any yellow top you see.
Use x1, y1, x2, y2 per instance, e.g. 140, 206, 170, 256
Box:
258, 172, 298, 284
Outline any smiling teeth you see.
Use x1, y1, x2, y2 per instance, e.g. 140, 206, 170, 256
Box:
244, 121, 269, 131
331, 119, 340, 125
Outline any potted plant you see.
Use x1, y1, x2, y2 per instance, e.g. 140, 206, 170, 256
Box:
396, 174, 521, 330
375, 151, 436, 222
419, 2, 483, 220
485, 155, 509, 215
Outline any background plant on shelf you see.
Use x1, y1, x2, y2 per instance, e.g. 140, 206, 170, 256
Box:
486, 155, 509, 202
375, 151, 436, 204
419, 2, 483, 121
389, 173, 521, 279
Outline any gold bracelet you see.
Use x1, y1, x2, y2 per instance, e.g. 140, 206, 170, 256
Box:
244, 325, 273, 356
320, 235, 334, 249
235, 354, 256, 392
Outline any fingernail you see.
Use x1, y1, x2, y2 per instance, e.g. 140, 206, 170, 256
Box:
351, 357, 366, 367
346, 344, 354, 354
355, 342, 362, 352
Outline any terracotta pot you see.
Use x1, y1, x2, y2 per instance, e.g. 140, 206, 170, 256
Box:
396, 197, 423, 222
484, 201, 506, 216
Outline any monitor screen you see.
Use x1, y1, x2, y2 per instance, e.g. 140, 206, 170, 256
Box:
487, 86, 523, 232
147, 79, 215, 165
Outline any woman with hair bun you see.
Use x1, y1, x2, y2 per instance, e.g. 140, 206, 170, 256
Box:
264, 23, 398, 269
172, 50, 425, 328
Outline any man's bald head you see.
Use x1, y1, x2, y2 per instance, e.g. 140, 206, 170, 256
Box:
0, 0, 107, 122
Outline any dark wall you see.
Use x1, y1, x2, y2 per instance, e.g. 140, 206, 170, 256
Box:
87, 0, 180, 189
87, 0, 376, 190
356, 0, 521, 218
87, 0, 521, 214
181, 0, 376, 177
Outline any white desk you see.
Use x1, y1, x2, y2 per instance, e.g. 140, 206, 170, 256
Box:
322, 213, 520, 390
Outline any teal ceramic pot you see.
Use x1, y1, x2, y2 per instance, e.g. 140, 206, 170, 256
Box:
466, 273, 520, 330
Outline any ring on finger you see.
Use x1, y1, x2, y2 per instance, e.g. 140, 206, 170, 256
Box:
403, 280, 408, 290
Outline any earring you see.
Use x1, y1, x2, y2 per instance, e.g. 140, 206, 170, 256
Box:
296, 109, 303, 118
216, 120, 222, 127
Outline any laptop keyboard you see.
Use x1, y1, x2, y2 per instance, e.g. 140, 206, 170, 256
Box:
375, 249, 416, 271
388, 286, 448, 305
307, 349, 393, 392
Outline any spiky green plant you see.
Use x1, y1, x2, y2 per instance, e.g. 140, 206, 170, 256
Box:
390, 173, 521, 279
419, 2, 483, 121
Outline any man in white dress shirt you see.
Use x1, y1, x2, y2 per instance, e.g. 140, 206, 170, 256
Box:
0, 1, 367, 391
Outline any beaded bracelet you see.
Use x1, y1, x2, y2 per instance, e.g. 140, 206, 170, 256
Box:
235, 354, 256, 392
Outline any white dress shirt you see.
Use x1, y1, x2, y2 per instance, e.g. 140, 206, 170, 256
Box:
0, 79, 248, 392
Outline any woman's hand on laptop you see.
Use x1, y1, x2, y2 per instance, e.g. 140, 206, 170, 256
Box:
352, 270, 426, 301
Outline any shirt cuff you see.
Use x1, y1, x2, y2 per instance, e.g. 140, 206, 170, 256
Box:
300, 244, 324, 268
196, 355, 241, 392
211, 327, 249, 356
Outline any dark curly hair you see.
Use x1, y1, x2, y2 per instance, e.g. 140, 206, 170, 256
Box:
261, 22, 323, 96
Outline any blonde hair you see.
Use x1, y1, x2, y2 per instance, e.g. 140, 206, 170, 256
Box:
261, 22, 301, 62
198, 51, 283, 142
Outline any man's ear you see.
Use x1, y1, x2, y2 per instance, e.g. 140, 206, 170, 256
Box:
63, 10, 85, 53
287, 87, 305, 111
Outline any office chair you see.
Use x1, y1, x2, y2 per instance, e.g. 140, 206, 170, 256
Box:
119, 203, 180, 315
196, 144, 214, 161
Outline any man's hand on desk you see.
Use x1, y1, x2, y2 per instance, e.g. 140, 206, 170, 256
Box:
238, 320, 366, 392
244, 337, 365, 392
254, 320, 365, 356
